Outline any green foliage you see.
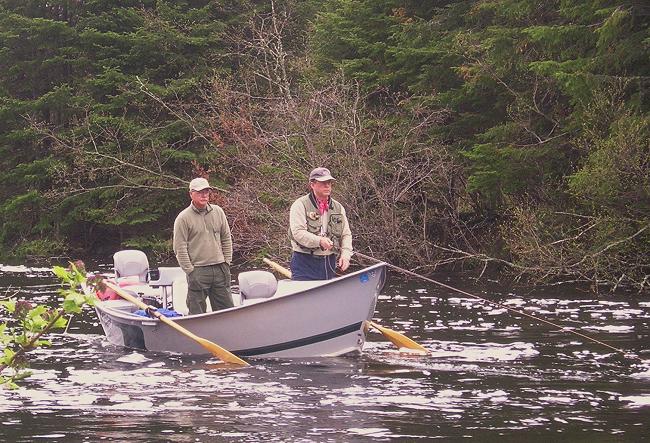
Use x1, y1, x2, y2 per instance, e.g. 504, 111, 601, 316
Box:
258, 191, 288, 210
0, 190, 43, 248
1, 263, 94, 388
161, 148, 197, 162
0, 1, 254, 257
569, 112, 649, 217
502, 203, 649, 288
122, 235, 173, 258
310, 0, 402, 88
12, 239, 68, 260
311, 0, 648, 204
0, 190, 41, 212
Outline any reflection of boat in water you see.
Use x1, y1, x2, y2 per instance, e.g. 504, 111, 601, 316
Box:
92, 250, 387, 358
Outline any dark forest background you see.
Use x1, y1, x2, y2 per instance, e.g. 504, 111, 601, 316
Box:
0, 0, 648, 291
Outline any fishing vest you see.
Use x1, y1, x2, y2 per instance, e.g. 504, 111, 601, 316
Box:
289, 194, 345, 253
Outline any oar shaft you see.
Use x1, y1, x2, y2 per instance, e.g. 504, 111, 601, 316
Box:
263, 258, 292, 279
354, 251, 629, 356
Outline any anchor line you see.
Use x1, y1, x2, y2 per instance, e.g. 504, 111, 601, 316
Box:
353, 251, 635, 358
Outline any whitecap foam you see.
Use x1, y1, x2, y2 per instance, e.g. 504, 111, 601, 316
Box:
620, 395, 650, 408
0, 265, 52, 274
538, 395, 575, 404
581, 325, 634, 333
108, 400, 155, 411
486, 308, 508, 316
630, 365, 650, 379
612, 309, 644, 319
116, 352, 151, 364
348, 428, 390, 437
598, 301, 628, 306
430, 341, 538, 362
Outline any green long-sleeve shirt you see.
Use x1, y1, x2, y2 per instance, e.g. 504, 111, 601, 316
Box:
173, 202, 233, 274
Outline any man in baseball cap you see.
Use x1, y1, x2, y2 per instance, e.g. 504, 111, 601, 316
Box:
288, 167, 352, 280
173, 177, 234, 314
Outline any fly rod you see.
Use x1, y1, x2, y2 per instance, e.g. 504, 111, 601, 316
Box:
354, 251, 639, 359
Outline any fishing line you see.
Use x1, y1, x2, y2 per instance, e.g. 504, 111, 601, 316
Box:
354, 251, 640, 360
325, 254, 337, 278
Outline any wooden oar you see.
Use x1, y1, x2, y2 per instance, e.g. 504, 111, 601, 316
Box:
105, 282, 248, 366
366, 321, 428, 353
262, 257, 428, 354
263, 257, 292, 277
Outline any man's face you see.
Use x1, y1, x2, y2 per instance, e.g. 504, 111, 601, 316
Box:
310, 180, 333, 200
190, 188, 210, 208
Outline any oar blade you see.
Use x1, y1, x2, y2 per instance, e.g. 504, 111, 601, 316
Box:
158, 316, 248, 366
368, 321, 428, 354
196, 337, 249, 366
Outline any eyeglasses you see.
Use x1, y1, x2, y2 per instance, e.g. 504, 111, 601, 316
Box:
191, 189, 211, 195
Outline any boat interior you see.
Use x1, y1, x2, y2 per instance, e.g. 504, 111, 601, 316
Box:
99, 249, 323, 316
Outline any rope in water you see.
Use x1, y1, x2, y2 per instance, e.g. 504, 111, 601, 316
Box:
354, 251, 635, 358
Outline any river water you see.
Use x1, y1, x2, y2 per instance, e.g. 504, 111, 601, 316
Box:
1, 262, 649, 442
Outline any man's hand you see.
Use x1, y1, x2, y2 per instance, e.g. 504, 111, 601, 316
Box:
338, 256, 350, 272
319, 237, 334, 250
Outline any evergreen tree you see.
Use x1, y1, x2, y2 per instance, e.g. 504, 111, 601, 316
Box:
0, 1, 250, 258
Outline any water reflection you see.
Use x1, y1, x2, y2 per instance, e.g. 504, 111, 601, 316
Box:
1, 265, 649, 441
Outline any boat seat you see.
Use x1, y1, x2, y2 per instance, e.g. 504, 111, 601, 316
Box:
149, 267, 186, 310
113, 249, 149, 283
149, 267, 185, 287
238, 270, 277, 302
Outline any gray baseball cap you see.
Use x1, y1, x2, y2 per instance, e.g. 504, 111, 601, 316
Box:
309, 167, 336, 182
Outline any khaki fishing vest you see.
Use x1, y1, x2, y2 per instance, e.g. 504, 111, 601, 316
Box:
289, 194, 345, 253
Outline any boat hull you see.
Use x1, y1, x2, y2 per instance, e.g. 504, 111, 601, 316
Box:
94, 263, 386, 358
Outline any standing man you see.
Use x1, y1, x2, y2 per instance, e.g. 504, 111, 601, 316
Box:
173, 177, 234, 314
289, 167, 353, 280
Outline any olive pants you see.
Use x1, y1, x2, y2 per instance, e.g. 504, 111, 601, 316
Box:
186, 263, 233, 314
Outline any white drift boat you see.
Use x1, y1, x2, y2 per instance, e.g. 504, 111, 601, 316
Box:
91, 250, 387, 358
